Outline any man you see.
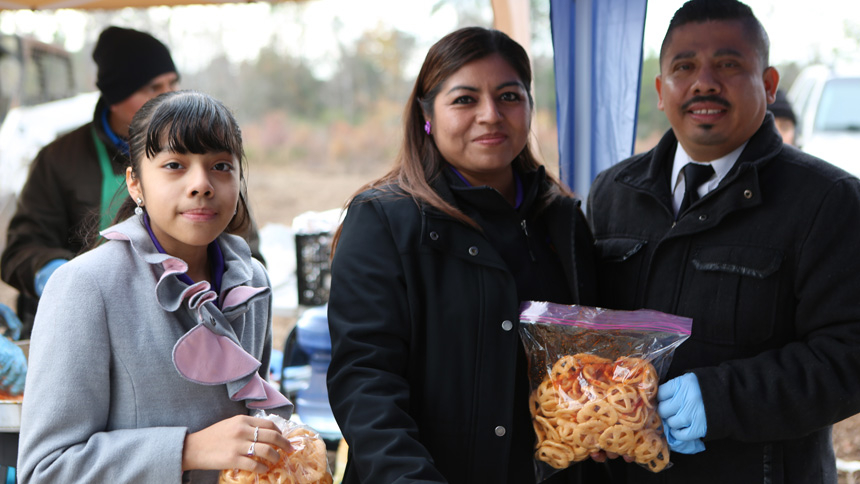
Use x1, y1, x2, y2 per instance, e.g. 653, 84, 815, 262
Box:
587, 1, 860, 483
1, 27, 179, 336
770, 89, 797, 145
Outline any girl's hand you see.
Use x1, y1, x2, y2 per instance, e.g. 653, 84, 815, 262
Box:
182, 414, 292, 473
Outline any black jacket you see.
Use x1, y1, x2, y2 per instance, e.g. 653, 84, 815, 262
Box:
587, 114, 860, 483
327, 169, 600, 484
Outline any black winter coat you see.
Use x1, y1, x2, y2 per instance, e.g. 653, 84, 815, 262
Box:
587, 115, 860, 484
327, 170, 600, 484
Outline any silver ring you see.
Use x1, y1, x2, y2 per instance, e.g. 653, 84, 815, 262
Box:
247, 442, 255, 457
253, 426, 259, 443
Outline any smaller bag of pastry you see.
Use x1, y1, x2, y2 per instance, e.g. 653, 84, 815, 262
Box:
219, 411, 333, 484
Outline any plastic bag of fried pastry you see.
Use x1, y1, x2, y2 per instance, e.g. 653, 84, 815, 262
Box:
518, 301, 692, 481
219, 411, 333, 484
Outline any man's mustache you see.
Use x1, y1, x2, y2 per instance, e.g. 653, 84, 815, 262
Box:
681, 95, 731, 110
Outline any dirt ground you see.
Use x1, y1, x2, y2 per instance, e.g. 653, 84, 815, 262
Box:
2, 161, 860, 480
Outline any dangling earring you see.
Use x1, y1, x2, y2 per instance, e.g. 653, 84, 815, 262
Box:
424, 120, 431, 135
135, 197, 144, 216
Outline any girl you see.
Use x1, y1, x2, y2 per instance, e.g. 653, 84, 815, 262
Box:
18, 90, 292, 483
326, 27, 605, 484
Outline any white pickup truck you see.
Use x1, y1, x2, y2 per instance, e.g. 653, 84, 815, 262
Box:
788, 64, 860, 178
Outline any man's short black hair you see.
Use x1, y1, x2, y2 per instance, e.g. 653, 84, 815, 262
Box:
660, 0, 770, 70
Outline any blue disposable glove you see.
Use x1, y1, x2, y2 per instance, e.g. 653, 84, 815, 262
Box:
34, 258, 67, 297
658, 373, 707, 454
663, 423, 706, 454
0, 337, 26, 396
0, 304, 22, 341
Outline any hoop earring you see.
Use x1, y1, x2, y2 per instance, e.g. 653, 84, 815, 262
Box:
424, 120, 431, 135
135, 197, 144, 216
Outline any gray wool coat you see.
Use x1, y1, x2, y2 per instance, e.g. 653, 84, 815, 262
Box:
18, 216, 278, 483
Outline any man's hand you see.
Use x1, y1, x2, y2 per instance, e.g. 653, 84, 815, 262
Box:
0, 304, 22, 341
0, 336, 27, 396
658, 373, 706, 454
34, 258, 67, 297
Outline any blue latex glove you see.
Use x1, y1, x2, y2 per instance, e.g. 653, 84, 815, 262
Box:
663, 422, 706, 454
658, 373, 707, 454
34, 258, 67, 297
0, 304, 22, 341
0, 337, 26, 396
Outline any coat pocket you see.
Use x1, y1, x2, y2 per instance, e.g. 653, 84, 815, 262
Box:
594, 237, 648, 308
682, 245, 784, 345
691, 246, 781, 279
595, 237, 647, 263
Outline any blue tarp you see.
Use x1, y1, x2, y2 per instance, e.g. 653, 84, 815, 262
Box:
550, 0, 648, 201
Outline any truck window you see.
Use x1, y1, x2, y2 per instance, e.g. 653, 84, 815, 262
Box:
814, 78, 860, 133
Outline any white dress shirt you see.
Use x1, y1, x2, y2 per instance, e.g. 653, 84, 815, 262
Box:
671, 142, 748, 215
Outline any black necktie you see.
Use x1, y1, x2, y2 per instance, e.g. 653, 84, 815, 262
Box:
678, 163, 715, 216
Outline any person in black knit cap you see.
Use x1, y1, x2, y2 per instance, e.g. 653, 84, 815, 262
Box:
768, 89, 797, 145
91, 26, 179, 134
2, 27, 180, 337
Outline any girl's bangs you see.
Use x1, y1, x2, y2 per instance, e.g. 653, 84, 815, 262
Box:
144, 95, 243, 159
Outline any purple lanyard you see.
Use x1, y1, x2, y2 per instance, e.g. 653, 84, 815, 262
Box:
144, 213, 225, 295
447, 165, 524, 209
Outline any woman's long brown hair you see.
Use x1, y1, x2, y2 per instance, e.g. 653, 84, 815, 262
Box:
332, 26, 571, 252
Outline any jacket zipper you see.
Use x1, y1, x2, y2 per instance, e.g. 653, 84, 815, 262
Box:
521, 219, 537, 262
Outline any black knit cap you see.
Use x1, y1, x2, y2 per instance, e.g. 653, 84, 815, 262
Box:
769, 89, 796, 125
92, 26, 177, 105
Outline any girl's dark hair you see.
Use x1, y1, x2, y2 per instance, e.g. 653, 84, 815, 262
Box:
112, 90, 251, 234
333, 26, 571, 250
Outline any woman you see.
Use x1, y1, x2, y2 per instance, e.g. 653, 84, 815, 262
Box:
326, 27, 602, 484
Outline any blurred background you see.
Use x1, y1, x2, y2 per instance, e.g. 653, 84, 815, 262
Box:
1, 0, 859, 480
3, 0, 859, 166
1, 0, 858, 228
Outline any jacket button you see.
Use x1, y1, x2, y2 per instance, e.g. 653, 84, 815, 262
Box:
744, 189, 753, 199
501, 320, 513, 331
494, 426, 506, 437
468, 246, 479, 256
698, 214, 708, 221
429, 231, 439, 240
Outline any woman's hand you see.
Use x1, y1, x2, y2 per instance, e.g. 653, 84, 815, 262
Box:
181, 414, 291, 473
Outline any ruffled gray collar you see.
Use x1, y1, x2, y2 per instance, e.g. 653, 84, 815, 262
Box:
101, 217, 292, 413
